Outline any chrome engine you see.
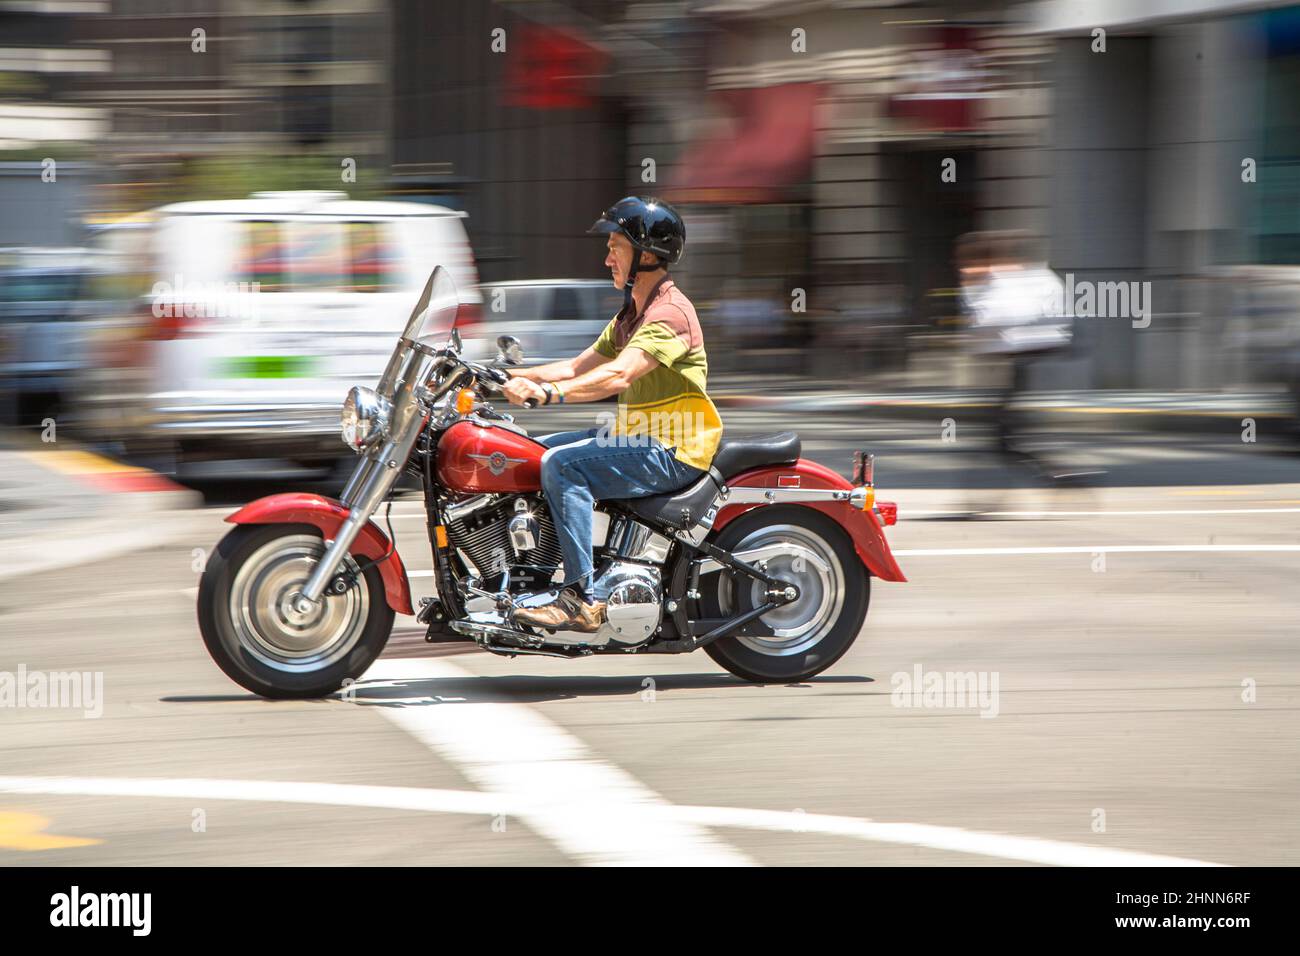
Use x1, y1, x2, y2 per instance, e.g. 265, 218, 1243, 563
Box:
497, 558, 662, 648
444, 493, 563, 579
449, 505, 667, 649
599, 561, 662, 644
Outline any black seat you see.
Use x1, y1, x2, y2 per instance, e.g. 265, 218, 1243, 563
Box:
712, 431, 801, 478
607, 432, 802, 530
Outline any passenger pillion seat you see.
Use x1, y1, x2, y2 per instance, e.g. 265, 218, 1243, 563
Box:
711, 431, 801, 477
607, 432, 802, 530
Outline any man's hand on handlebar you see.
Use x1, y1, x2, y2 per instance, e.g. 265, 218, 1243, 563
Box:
502, 377, 546, 408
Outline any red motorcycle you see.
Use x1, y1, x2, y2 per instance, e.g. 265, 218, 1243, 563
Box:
198, 267, 906, 698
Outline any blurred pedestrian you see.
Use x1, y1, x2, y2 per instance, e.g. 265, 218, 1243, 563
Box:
955, 230, 1072, 485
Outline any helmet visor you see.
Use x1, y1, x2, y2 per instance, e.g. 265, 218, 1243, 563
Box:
586, 217, 621, 237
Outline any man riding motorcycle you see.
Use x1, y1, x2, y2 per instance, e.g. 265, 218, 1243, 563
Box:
501, 196, 723, 633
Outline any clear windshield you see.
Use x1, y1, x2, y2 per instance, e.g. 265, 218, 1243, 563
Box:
401, 264, 461, 345
377, 265, 460, 397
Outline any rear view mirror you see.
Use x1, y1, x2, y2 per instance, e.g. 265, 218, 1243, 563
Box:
496, 334, 524, 365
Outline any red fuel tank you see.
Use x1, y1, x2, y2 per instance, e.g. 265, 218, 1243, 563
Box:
435, 419, 547, 493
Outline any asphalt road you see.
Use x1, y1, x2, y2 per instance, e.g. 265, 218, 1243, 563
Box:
2, 414, 1297, 865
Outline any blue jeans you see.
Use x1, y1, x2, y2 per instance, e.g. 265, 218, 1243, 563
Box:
537, 428, 703, 598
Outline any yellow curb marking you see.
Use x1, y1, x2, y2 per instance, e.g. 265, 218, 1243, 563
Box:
0, 811, 100, 851
18, 450, 146, 476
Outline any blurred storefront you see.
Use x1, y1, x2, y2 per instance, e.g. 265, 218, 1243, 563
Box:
635, 0, 1300, 391
1028, 0, 1300, 391
634, 2, 1052, 377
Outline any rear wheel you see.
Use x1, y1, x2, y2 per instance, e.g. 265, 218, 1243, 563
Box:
197, 524, 394, 699
701, 505, 869, 683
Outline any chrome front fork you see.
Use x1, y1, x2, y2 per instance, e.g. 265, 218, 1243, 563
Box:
292, 426, 421, 613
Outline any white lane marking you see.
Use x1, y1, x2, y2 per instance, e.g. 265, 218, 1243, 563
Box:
905, 507, 1300, 518
667, 805, 1223, 867
0, 775, 1222, 867
895, 545, 1300, 557
0, 523, 180, 584
407, 570, 434, 578
359, 658, 755, 866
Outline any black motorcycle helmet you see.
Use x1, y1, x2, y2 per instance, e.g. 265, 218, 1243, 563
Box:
588, 196, 686, 316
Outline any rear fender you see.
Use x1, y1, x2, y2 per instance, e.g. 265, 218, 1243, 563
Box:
713, 459, 906, 583
225, 492, 414, 615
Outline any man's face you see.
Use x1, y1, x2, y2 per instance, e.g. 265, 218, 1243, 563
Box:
605, 233, 633, 288
605, 233, 654, 289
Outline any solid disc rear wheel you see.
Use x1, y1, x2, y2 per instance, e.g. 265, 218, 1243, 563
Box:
701, 505, 869, 683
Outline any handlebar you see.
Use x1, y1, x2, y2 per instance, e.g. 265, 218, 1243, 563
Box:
479, 365, 510, 387
437, 355, 543, 411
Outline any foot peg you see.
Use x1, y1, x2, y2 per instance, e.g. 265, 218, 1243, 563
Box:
463, 574, 516, 614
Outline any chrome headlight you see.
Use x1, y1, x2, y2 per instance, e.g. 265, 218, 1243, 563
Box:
341, 386, 391, 451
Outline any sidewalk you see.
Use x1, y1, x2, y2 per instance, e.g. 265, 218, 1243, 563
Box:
710, 374, 1293, 432
0, 436, 201, 582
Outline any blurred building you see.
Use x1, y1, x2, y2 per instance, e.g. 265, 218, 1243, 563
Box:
634, 2, 1050, 377
0, 0, 110, 152
0, 0, 110, 244
0, 0, 392, 226
390, 0, 630, 283
5, 0, 1300, 395
638, 0, 1300, 390
1027, 0, 1297, 391
76, 1, 392, 158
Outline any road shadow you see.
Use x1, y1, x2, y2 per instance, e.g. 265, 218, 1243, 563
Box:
161, 672, 875, 708
343, 671, 875, 708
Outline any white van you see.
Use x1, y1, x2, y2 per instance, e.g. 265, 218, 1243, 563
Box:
87, 192, 482, 465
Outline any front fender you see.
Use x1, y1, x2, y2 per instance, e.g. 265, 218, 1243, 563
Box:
225, 492, 415, 616
713, 459, 907, 583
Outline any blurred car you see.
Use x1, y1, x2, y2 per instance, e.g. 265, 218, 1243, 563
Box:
84, 191, 483, 466
0, 246, 120, 427
480, 279, 622, 365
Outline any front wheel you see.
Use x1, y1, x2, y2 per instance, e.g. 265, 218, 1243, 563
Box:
701, 505, 869, 683
197, 524, 394, 699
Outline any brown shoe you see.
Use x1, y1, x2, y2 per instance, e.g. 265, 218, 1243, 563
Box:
512, 587, 607, 634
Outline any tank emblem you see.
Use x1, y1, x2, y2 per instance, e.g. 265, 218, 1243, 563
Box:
468, 451, 528, 476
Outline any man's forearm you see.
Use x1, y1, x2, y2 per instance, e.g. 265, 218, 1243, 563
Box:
552, 363, 627, 404
510, 359, 577, 384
